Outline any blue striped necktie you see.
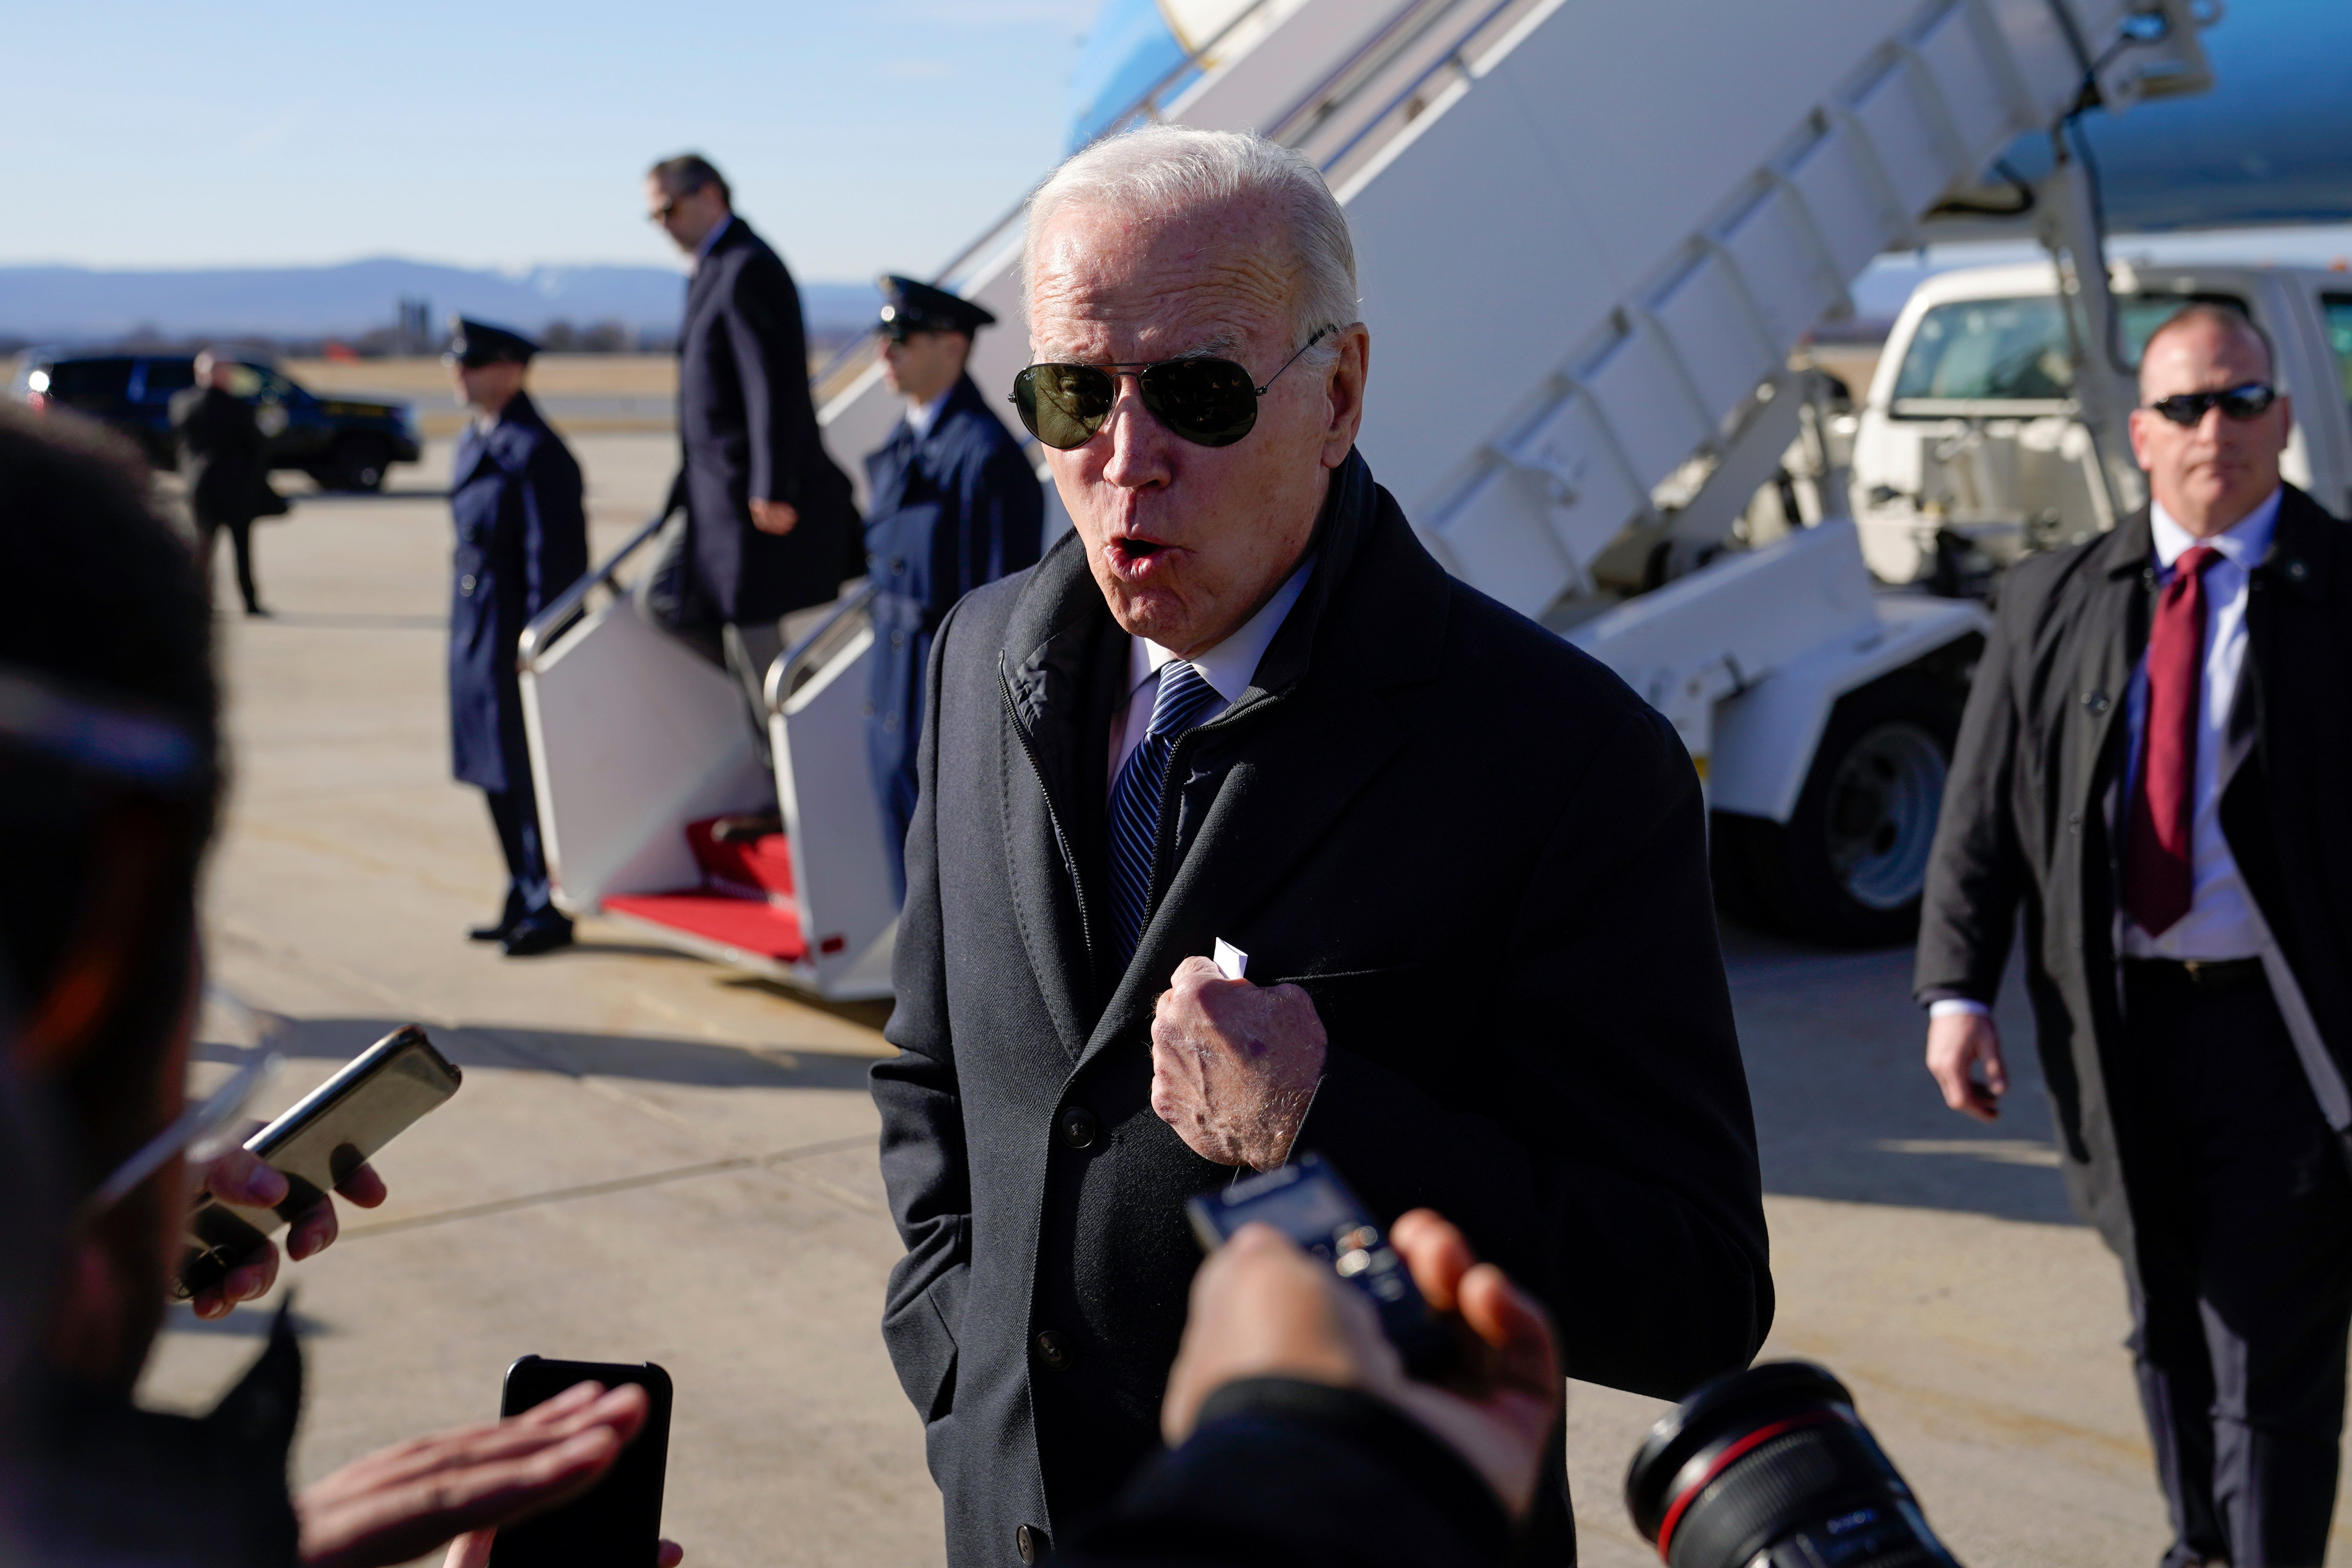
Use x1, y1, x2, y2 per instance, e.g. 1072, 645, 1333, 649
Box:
1108, 659, 1222, 966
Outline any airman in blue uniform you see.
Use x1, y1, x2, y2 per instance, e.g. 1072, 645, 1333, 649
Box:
865, 276, 1045, 897
445, 319, 589, 955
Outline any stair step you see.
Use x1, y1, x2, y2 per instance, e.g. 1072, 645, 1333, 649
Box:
603, 890, 807, 962
687, 817, 795, 899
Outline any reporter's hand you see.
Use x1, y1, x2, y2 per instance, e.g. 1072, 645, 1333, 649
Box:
1926, 1010, 2007, 1123
1162, 1211, 1561, 1519
297, 1381, 670, 1568
188, 1129, 388, 1319
748, 497, 799, 535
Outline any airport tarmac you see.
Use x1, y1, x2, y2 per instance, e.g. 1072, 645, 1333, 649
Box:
137, 429, 2352, 1567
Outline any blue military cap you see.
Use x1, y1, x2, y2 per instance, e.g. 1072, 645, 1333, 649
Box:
444, 317, 539, 368
877, 276, 995, 341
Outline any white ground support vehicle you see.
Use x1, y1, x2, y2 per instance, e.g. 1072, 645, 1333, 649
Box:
1852, 260, 2352, 590
520, 0, 2223, 996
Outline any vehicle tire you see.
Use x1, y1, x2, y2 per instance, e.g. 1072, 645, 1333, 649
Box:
322, 434, 392, 492
1732, 671, 1960, 947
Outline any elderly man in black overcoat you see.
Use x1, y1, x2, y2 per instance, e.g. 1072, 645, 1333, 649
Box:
1918, 303, 2352, 1568
644, 152, 858, 734
871, 125, 1772, 1568
444, 319, 588, 957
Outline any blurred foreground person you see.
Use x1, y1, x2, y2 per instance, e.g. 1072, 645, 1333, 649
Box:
1919, 303, 2352, 1568
444, 319, 588, 957
873, 125, 1769, 1566
0, 405, 675, 1568
864, 274, 1043, 897
643, 152, 858, 753
169, 347, 271, 616
1051, 1209, 1559, 1568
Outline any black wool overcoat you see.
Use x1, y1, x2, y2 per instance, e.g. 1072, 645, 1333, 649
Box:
873, 448, 1773, 1566
671, 217, 857, 625
1916, 485, 2352, 1279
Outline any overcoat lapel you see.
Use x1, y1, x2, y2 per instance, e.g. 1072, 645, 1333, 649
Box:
2081, 512, 2155, 815
1083, 684, 1413, 1064
997, 529, 1118, 1063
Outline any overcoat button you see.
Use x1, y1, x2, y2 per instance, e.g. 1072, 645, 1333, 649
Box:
1016, 1524, 1042, 1564
891, 558, 906, 574
2083, 690, 2109, 715
891, 631, 906, 648
1033, 1330, 1075, 1372
460, 574, 476, 594
882, 716, 897, 733
2068, 810, 2082, 831
2288, 559, 2309, 581
1058, 1105, 1100, 1148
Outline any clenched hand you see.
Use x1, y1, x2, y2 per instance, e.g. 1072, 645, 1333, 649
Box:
1150, 956, 1326, 1171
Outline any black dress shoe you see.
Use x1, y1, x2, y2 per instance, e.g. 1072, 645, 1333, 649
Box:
468, 922, 513, 943
501, 919, 575, 957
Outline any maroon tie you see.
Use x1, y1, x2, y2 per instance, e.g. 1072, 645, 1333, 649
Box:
2122, 544, 2218, 935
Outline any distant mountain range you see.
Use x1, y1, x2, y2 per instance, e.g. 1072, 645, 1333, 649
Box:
0, 257, 884, 343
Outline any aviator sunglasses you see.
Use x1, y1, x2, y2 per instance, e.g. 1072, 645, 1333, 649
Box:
2147, 382, 2277, 427
1011, 326, 1333, 450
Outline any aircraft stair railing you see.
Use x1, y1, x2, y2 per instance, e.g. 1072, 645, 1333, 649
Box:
516, 511, 773, 926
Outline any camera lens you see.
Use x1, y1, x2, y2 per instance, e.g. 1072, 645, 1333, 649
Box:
1623, 1361, 1960, 1568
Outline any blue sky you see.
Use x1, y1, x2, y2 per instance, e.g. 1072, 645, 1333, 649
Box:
3, 0, 1098, 280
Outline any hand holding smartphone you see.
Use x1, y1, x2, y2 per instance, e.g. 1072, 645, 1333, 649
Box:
177, 1024, 461, 1301
487, 1359, 673, 1568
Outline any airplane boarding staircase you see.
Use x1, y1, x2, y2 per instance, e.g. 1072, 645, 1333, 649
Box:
522, 0, 2215, 991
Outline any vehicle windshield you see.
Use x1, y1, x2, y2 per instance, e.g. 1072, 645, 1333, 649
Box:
2322, 294, 2352, 421
1891, 292, 2251, 407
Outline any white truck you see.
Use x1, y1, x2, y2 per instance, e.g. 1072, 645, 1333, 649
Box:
518, 0, 2222, 999
1851, 259, 2352, 590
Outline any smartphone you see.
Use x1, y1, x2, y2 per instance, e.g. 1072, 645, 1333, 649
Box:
489, 1357, 673, 1568
175, 1024, 461, 1300
1187, 1154, 1454, 1377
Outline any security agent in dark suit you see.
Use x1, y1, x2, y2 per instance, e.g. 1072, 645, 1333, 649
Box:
1919, 304, 2352, 1568
866, 275, 1044, 898
169, 348, 271, 616
444, 319, 589, 957
644, 152, 858, 740
872, 126, 1770, 1568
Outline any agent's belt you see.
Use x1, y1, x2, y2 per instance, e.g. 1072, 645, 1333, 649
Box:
2123, 955, 2266, 992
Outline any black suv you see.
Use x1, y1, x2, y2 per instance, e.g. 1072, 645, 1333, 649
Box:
9, 352, 421, 491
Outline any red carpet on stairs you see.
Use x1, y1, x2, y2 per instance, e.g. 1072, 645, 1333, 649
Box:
603, 817, 807, 962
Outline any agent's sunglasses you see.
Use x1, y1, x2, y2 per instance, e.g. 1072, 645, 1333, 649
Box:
2147, 382, 2277, 427
1011, 327, 1333, 450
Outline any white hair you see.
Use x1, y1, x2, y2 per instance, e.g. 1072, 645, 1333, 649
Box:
1021, 125, 1359, 362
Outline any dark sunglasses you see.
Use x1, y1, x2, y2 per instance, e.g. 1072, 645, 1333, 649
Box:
1011, 327, 1333, 450
2147, 383, 2277, 427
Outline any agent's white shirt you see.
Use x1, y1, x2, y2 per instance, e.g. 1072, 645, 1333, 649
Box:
2114, 487, 2278, 960
1108, 555, 1314, 796
904, 386, 954, 440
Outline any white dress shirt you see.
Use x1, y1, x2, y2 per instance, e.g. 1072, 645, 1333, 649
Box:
2115, 488, 2278, 960
1107, 556, 1315, 796
903, 386, 953, 440
1931, 487, 2279, 1019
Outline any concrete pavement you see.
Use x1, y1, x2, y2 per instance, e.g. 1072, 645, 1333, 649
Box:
137, 430, 2350, 1565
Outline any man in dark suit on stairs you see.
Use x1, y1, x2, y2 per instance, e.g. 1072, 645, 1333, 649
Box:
643, 152, 857, 745
1920, 303, 2352, 1568
872, 124, 1770, 1568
